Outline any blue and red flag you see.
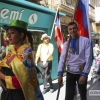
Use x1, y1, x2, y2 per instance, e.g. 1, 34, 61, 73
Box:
74, 0, 94, 61
55, 12, 64, 53
74, 0, 91, 39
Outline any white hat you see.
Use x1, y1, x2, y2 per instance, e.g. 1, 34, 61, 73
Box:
41, 33, 50, 40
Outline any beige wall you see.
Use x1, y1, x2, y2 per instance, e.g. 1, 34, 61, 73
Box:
90, 22, 97, 32
60, 16, 72, 25
97, 26, 100, 33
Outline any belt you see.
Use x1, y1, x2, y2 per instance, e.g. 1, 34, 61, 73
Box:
41, 61, 52, 62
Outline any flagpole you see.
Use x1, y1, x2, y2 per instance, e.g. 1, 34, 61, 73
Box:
56, 0, 79, 100
50, 6, 59, 39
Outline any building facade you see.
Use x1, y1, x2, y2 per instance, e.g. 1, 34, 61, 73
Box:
0, 0, 65, 81
28, 0, 100, 46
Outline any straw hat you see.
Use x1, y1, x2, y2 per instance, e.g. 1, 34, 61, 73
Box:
41, 33, 50, 40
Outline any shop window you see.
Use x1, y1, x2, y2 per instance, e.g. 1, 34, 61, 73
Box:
61, 24, 69, 42
29, 31, 43, 61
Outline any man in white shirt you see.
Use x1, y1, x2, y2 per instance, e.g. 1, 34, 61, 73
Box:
58, 22, 92, 100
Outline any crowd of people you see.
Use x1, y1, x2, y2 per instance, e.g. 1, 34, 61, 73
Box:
90, 43, 100, 79
0, 20, 97, 100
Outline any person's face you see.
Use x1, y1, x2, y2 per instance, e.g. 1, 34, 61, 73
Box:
43, 37, 49, 44
7, 28, 23, 45
68, 24, 78, 38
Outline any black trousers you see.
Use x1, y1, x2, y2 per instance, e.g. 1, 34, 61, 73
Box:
40, 61, 53, 89
65, 71, 87, 100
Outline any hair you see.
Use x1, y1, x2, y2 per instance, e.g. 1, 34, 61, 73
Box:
68, 21, 78, 27
14, 27, 33, 50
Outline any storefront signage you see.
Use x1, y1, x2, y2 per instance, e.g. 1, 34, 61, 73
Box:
0, 8, 38, 25
0, 2, 54, 29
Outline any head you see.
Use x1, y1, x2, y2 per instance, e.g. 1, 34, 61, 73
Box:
3, 20, 33, 50
7, 27, 26, 45
41, 33, 50, 44
67, 22, 78, 39
95, 44, 99, 48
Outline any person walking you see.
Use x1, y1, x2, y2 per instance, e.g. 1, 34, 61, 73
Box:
0, 19, 44, 100
58, 22, 92, 100
1, 38, 13, 58
35, 33, 54, 94
93, 44, 100, 67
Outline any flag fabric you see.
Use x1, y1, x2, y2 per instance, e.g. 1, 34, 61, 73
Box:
55, 12, 64, 53
74, 0, 94, 61
74, 0, 91, 39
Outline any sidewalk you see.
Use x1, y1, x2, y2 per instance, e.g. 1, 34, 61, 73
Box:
40, 76, 66, 100
40, 74, 100, 100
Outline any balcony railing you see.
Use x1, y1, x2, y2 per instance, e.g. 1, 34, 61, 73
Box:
89, 4, 95, 22
52, 0, 76, 15
53, 0, 76, 9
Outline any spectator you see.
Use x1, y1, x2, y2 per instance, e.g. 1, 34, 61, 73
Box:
35, 33, 54, 94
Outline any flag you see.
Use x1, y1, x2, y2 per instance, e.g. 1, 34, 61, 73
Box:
74, 0, 94, 62
74, 0, 91, 39
55, 12, 64, 53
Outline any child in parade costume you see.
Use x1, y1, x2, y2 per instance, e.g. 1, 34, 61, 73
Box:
0, 20, 44, 100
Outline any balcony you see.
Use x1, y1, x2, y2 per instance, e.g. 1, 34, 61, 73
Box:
89, 4, 95, 22
95, 7, 100, 26
52, 0, 76, 16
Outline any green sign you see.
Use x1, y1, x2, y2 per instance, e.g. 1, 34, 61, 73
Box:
0, 2, 54, 29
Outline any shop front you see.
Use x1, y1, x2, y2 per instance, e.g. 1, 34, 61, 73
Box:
91, 32, 100, 46
0, 0, 66, 83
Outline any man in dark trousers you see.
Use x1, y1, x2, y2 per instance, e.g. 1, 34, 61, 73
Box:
58, 22, 92, 100
35, 33, 54, 94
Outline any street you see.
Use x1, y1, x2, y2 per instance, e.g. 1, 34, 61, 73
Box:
0, 73, 100, 100
40, 74, 100, 100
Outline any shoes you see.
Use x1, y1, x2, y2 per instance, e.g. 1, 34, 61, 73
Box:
42, 88, 49, 94
50, 88, 54, 93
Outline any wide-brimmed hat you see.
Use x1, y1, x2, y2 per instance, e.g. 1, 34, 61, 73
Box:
2, 20, 28, 31
41, 33, 50, 40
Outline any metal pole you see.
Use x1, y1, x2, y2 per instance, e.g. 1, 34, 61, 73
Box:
50, 6, 59, 39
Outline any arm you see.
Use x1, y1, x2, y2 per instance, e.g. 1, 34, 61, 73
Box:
0, 72, 20, 89
58, 42, 68, 86
0, 54, 20, 89
81, 39, 92, 77
45, 43, 54, 61
58, 42, 68, 75
35, 45, 41, 65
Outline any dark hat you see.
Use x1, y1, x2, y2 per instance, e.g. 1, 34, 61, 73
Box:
2, 20, 28, 31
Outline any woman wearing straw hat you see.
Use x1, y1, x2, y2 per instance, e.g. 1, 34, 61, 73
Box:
0, 20, 44, 100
